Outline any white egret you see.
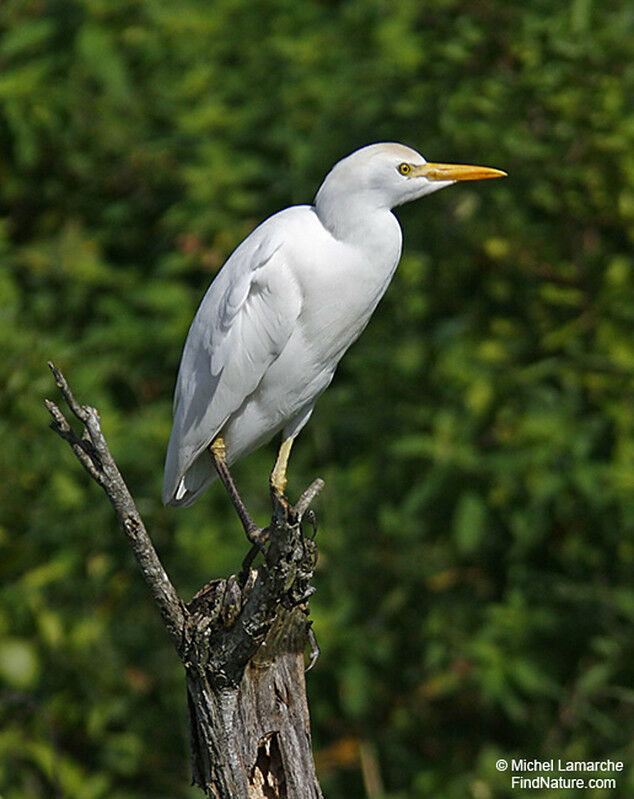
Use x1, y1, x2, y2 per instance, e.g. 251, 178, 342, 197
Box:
163, 143, 505, 539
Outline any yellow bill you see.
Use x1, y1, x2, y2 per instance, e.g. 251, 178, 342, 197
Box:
412, 162, 507, 181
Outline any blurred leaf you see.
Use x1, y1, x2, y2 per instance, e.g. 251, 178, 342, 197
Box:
0, 638, 40, 689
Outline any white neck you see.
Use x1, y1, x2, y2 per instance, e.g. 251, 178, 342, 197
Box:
314, 183, 396, 245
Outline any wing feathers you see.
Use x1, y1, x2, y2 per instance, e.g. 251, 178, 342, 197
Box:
162, 227, 301, 505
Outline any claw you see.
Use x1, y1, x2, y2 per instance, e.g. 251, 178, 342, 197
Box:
238, 526, 270, 585
245, 524, 270, 560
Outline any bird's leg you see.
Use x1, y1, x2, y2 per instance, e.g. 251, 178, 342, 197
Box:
270, 436, 294, 497
209, 436, 265, 546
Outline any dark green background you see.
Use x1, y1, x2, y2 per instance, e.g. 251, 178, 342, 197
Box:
1, 1, 633, 796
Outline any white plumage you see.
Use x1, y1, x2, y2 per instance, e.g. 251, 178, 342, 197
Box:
163, 143, 505, 507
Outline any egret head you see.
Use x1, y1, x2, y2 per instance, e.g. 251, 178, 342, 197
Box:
314, 143, 506, 229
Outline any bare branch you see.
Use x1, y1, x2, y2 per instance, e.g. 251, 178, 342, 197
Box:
294, 479, 325, 520
45, 399, 105, 484
47, 360, 91, 423
46, 362, 186, 653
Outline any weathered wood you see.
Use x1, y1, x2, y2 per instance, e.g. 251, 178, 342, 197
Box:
46, 363, 324, 798
186, 608, 321, 798
180, 490, 322, 798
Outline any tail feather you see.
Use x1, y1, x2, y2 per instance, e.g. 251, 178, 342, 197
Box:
163, 448, 217, 507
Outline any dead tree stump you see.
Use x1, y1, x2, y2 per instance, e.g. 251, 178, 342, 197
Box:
45, 362, 323, 799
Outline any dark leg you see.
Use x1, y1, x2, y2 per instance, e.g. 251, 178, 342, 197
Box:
209, 437, 265, 546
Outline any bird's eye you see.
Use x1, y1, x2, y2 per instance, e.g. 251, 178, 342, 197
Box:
398, 163, 412, 176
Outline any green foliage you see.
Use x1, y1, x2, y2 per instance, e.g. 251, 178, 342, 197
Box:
1, 0, 633, 796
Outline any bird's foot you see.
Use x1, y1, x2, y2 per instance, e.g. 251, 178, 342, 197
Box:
270, 483, 294, 522
233, 513, 268, 558
245, 522, 270, 560
237, 523, 271, 586
265, 478, 324, 670
266, 479, 323, 555
245, 520, 269, 548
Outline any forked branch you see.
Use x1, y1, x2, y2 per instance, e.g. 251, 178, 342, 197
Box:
45, 361, 187, 652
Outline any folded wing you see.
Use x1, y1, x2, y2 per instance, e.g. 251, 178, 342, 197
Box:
162, 224, 303, 506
